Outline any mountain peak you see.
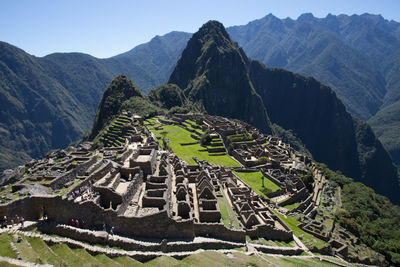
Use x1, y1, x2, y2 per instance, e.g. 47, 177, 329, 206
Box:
168, 21, 272, 133
192, 20, 232, 47
297, 13, 316, 22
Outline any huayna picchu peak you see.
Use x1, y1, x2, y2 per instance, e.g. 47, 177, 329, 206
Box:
169, 21, 273, 134
1, 12, 400, 267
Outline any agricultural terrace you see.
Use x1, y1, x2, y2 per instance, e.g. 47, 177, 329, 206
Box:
144, 118, 240, 167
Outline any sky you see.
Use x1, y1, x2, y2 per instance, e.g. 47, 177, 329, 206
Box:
0, 0, 399, 58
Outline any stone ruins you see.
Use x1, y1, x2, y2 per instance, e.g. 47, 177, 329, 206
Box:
0, 113, 351, 262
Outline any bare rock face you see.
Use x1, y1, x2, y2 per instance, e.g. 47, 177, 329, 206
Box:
0, 166, 25, 186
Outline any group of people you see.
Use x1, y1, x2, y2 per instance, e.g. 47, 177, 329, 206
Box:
103, 223, 115, 235
1, 214, 24, 228
67, 183, 98, 201
69, 218, 85, 228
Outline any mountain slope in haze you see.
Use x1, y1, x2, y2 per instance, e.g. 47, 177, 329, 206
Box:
169, 21, 272, 133
167, 20, 399, 204
0, 42, 100, 171
0, 32, 190, 171
107, 31, 192, 94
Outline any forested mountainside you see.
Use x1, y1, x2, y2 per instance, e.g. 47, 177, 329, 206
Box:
0, 32, 190, 171
227, 13, 400, 166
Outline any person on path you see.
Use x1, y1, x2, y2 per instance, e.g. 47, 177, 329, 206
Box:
20, 216, 24, 227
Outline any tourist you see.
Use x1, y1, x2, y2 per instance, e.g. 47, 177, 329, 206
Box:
20, 216, 24, 227
80, 220, 85, 228
17, 236, 22, 243
103, 222, 106, 231
75, 219, 79, 227
110, 226, 114, 235
70, 218, 75, 226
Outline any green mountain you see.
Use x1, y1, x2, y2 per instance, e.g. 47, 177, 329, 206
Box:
0, 32, 190, 171
88, 74, 143, 139
0, 42, 103, 171
168, 21, 272, 133
226, 13, 400, 166
166, 20, 399, 204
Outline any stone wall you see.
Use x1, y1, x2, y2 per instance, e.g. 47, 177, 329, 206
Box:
95, 186, 122, 210
117, 173, 143, 215
193, 223, 245, 242
75, 155, 99, 176
116, 149, 133, 164
66, 161, 114, 196
253, 224, 292, 241
279, 187, 308, 207
48, 169, 76, 190
292, 195, 312, 213
251, 244, 303, 255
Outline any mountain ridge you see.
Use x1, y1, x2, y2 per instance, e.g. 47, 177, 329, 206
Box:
163, 20, 400, 203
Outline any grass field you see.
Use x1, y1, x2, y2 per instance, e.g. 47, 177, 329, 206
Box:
284, 202, 300, 210
146, 120, 240, 167
233, 171, 280, 199
217, 188, 241, 230
0, 234, 18, 259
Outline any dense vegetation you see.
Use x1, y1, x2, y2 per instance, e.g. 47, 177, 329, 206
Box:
148, 83, 188, 110
0, 33, 190, 172
88, 75, 142, 139
318, 164, 400, 265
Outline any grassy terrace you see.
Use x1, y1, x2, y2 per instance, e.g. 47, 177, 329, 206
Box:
0, 231, 350, 266
284, 202, 300, 210
217, 187, 241, 230
233, 171, 280, 200
274, 212, 327, 250
246, 236, 296, 247
145, 118, 240, 167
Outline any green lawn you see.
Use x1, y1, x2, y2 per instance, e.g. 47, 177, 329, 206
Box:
217, 189, 241, 230
284, 202, 300, 210
0, 234, 18, 259
274, 212, 327, 250
246, 236, 296, 247
113, 256, 143, 266
94, 254, 119, 266
14, 235, 41, 263
233, 171, 280, 199
146, 122, 240, 167
50, 243, 86, 266
26, 236, 66, 266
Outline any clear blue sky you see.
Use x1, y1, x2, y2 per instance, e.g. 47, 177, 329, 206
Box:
1, 0, 399, 58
